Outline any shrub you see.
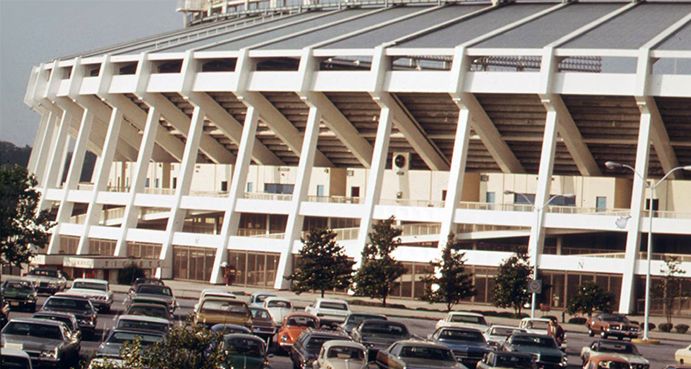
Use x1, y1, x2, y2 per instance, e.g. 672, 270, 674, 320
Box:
675, 324, 689, 334
639, 322, 656, 331
629, 320, 639, 326
117, 263, 147, 285
659, 323, 673, 332
568, 317, 588, 325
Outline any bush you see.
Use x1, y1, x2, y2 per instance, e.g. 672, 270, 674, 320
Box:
117, 263, 147, 285
568, 317, 587, 325
659, 323, 673, 332
629, 320, 639, 326
675, 324, 689, 334
640, 322, 656, 331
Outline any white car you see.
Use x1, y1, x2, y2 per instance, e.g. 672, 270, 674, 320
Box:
264, 296, 293, 327
66, 278, 113, 312
304, 298, 350, 324
193, 289, 236, 313
518, 318, 552, 335
675, 344, 691, 364
312, 340, 367, 369
483, 325, 527, 347
580, 340, 649, 367
435, 312, 489, 331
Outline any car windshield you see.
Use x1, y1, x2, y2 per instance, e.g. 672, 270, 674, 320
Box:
306, 337, 336, 350
601, 315, 630, 323
451, 315, 487, 325
138, 285, 172, 296
29, 270, 58, 278
3, 322, 63, 340
492, 327, 522, 337
135, 278, 163, 286
254, 294, 274, 304
127, 305, 168, 319
4, 281, 33, 292
400, 346, 455, 362
286, 316, 317, 328
439, 329, 486, 342
107, 331, 163, 345
512, 336, 557, 348
526, 321, 550, 330
598, 343, 639, 355
320, 302, 347, 310
132, 298, 168, 307
348, 315, 385, 325
1, 355, 32, 369
267, 300, 291, 308
495, 355, 534, 369
45, 298, 92, 312
250, 309, 271, 319
117, 319, 169, 333
72, 281, 107, 291
201, 300, 249, 315
361, 322, 408, 337
32, 316, 75, 330
326, 346, 365, 360
224, 337, 264, 357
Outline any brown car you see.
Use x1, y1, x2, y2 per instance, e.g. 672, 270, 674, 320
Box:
250, 307, 276, 344
586, 313, 640, 340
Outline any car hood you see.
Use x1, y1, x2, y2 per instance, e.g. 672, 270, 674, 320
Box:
512, 346, 564, 359
325, 358, 369, 369
591, 352, 648, 364
3, 290, 33, 299
24, 276, 60, 283
436, 339, 490, 351
280, 326, 308, 343
3, 335, 64, 351
401, 358, 463, 369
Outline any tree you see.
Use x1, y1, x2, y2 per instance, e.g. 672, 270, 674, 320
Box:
566, 280, 615, 317
353, 216, 406, 307
652, 256, 687, 325
287, 228, 355, 297
491, 248, 532, 317
420, 233, 476, 311
0, 165, 53, 277
117, 263, 147, 285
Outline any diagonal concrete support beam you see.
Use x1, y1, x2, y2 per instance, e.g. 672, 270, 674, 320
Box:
548, 95, 602, 176
637, 96, 680, 179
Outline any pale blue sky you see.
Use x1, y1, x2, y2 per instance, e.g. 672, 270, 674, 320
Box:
0, 0, 180, 147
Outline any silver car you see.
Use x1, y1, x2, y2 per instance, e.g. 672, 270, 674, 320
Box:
23, 269, 67, 295
1, 318, 80, 367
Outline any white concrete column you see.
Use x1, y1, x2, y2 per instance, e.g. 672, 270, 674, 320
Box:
33, 112, 58, 185
113, 107, 161, 256
76, 107, 124, 255
274, 106, 322, 289
38, 110, 70, 213
28, 112, 50, 174
156, 106, 207, 278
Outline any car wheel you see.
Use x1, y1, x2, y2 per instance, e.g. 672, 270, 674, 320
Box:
600, 331, 607, 339
588, 328, 594, 337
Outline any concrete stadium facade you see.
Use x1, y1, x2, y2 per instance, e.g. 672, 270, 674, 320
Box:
23, 0, 691, 315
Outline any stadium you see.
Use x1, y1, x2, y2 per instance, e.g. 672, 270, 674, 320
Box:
23, 0, 691, 315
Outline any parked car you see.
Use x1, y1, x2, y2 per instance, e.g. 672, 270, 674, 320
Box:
194, 289, 236, 313
1, 348, 33, 369
586, 314, 640, 340
484, 325, 527, 347
32, 311, 81, 337
23, 268, 67, 295
428, 326, 490, 367
583, 355, 635, 369
290, 329, 351, 369
115, 315, 172, 334
375, 340, 465, 369
66, 278, 114, 313
675, 344, 691, 364
249, 292, 277, 307
1, 318, 80, 368
436, 311, 489, 331
305, 298, 350, 325
501, 332, 567, 369
277, 313, 320, 353
1, 280, 38, 312
125, 303, 173, 321
220, 333, 272, 369
126, 295, 172, 312
477, 351, 536, 369
312, 340, 367, 369
88, 357, 126, 368
96, 328, 165, 359
519, 318, 553, 335
194, 296, 252, 328
0, 296, 10, 329
250, 307, 277, 344
581, 340, 649, 369
340, 313, 387, 335
264, 296, 293, 327
212, 323, 252, 335
129, 284, 178, 314
41, 294, 97, 338
128, 277, 164, 295
351, 320, 413, 361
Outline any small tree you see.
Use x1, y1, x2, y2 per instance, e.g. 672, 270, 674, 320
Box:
287, 228, 355, 297
420, 233, 476, 311
117, 263, 147, 285
492, 248, 532, 317
0, 165, 53, 279
652, 257, 687, 326
353, 216, 406, 307
566, 280, 615, 317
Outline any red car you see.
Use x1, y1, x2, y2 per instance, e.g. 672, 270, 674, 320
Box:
276, 313, 319, 352
586, 313, 640, 340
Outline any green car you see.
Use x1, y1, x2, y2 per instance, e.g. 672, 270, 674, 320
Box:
221, 333, 272, 369
1, 279, 37, 312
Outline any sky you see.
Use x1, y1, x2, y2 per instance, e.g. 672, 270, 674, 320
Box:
0, 0, 181, 147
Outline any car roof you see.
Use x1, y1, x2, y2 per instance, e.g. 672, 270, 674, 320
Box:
397, 340, 449, 348
8, 317, 66, 327
129, 303, 168, 308
349, 313, 386, 318
224, 333, 266, 342
322, 340, 366, 350
512, 332, 553, 338
50, 294, 91, 302
437, 326, 484, 333
0, 348, 31, 359
117, 315, 172, 324
361, 320, 406, 327
522, 318, 552, 322
265, 296, 291, 303
448, 311, 485, 317
305, 329, 350, 338
73, 278, 108, 283
315, 298, 348, 304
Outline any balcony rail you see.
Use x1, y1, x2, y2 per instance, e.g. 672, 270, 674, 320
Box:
243, 193, 293, 201
306, 196, 361, 204
642, 210, 691, 220
379, 199, 445, 208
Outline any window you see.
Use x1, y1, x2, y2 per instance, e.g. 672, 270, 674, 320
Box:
221, 181, 228, 192
596, 196, 607, 212
513, 193, 535, 205
155, 178, 159, 188
351, 187, 360, 198
486, 192, 495, 203
316, 185, 324, 197
645, 199, 659, 211
247, 182, 253, 193
442, 190, 447, 201
145, 178, 150, 188
265, 183, 294, 194
172, 178, 177, 189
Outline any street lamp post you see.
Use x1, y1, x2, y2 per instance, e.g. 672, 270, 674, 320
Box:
604, 161, 691, 341
504, 190, 576, 318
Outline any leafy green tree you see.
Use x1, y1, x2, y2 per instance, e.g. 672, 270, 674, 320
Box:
353, 216, 406, 307
421, 233, 476, 311
0, 165, 53, 278
491, 248, 532, 317
287, 228, 355, 297
652, 257, 687, 325
566, 280, 615, 317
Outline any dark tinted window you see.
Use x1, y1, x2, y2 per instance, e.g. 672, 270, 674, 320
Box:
29, 269, 58, 278
3, 322, 63, 340
45, 298, 92, 312
439, 329, 486, 342
224, 337, 265, 357
400, 346, 455, 362
138, 285, 172, 296
361, 322, 408, 336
